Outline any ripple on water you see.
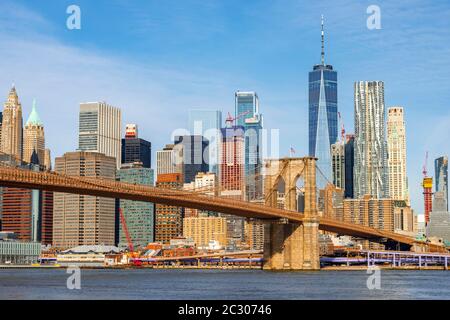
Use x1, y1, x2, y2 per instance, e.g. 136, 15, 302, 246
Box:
0, 269, 449, 300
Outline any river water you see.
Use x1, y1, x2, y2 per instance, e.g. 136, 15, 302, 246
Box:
0, 269, 449, 299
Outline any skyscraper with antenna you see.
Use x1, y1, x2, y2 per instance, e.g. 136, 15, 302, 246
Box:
308, 15, 338, 188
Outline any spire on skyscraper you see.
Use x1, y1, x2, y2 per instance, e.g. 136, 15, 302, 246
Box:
309, 14, 337, 189
26, 99, 43, 126
321, 15, 325, 66
7, 84, 19, 104
30, 149, 40, 165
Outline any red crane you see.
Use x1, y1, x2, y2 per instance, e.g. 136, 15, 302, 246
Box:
225, 110, 251, 127
119, 208, 134, 252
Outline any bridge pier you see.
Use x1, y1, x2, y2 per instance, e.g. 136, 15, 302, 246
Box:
263, 157, 320, 271
263, 219, 320, 270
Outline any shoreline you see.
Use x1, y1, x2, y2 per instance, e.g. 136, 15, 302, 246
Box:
1, 264, 448, 271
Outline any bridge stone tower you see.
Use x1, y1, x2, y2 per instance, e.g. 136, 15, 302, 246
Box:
263, 157, 320, 270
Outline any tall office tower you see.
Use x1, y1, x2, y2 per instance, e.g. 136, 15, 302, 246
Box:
174, 135, 209, 183
188, 109, 222, 175
121, 124, 152, 168
155, 173, 183, 244
426, 191, 450, 243
235, 91, 263, 201
117, 163, 155, 248
44, 148, 51, 170
235, 91, 259, 126
220, 126, 245, 198
40, 189, 53, 245
156, 144, 182, 176
354, 81, 389, 199
23, 100, 45, 165
331, 141, 345, 189
344, 134, 355, 198
435, 156, 448, 210
1, 85, 23, 161
308, 16, 338, 188
1, 188, 52, 244
220, 126, 246, 247
1, 186, 32, 241
53, 152, 116, 248
1, 163, 53, 244
387, 107, 409, 204
78, 102, 122, 168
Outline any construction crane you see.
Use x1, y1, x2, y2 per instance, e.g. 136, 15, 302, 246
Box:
422, 151, 429, 177
337, 112, 345, 142
119, 208, 134, 252
225, 110, 251, 127
422, 151, 433, 225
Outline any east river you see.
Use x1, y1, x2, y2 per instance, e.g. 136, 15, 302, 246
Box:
0, 269, 449, 299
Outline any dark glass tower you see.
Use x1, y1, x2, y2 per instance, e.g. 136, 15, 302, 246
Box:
121, 125, 151, 168
174, 135, 209, 183
122, 138, 151, 168
235, 91, 263, 201
308, 16, 338, 188
435, 156, 448, 210
344, 134, 355, 198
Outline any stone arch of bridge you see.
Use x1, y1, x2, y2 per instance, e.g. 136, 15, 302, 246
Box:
264, 158, 313, 213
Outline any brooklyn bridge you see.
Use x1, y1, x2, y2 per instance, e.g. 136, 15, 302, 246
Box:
0, 157, 444, 270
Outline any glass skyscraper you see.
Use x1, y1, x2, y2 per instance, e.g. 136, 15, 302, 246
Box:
122, 138, 151, 168
78, 102, 122, 168
235, 91, 263, 201
353, 81, 389, 199
188, 109, 222, 175
117, 164, 155, 248
235, 92, 259, 126
344, 134, 355, 198
435, 155, 448, 210
121, 124, 152, 168
174, 135, 209, 183
308, 17, 338, 188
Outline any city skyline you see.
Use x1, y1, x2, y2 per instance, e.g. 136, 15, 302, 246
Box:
1, 0, 450, 217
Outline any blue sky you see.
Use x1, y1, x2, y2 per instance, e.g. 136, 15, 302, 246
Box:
1, 0, 450, 216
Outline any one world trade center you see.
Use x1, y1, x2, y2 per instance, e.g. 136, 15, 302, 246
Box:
308, 16, 338, 189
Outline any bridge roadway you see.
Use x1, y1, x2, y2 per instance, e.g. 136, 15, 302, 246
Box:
0, 166, 435, 250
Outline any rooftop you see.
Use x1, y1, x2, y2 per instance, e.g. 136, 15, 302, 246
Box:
61, 245, 122, 254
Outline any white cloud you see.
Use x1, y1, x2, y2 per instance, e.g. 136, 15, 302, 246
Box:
0, 3, 246, 163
